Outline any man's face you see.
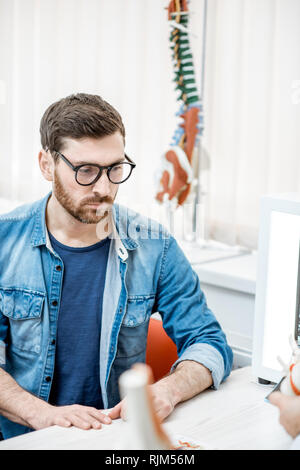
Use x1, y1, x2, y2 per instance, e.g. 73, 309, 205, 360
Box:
52, 132, 124, 224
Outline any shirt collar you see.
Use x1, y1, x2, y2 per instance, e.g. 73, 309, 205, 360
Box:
30, 192, 139, 261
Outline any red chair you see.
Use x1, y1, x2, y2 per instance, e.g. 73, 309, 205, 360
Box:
146, 317, 178, 382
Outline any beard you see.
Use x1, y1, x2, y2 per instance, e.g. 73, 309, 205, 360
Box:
53, 169, 114, 224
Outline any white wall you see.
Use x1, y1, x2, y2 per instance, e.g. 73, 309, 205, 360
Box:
0, 0, 299, 248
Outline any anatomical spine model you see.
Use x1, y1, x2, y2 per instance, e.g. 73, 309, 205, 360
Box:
155, 0, 204, 207
118, 364, 173, 450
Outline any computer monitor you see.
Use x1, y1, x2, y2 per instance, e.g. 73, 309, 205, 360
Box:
252, 193, 300, 384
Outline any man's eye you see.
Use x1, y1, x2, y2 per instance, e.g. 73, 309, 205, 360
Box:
111, 165, 122, 172
78, 166, 95, 174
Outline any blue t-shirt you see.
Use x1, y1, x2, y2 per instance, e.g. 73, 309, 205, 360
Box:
48, 232, 111, 410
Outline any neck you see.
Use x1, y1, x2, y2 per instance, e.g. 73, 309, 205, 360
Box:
46, 194, 113, 247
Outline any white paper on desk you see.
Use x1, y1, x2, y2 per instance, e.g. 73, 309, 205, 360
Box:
289, 435, 300, 450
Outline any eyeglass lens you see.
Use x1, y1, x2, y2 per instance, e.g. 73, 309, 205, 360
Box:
76, 162, 132, 185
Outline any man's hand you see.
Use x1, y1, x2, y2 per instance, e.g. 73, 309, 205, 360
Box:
109, 360, 212, 423
269, 391, 300, 437
28, 403, 112, 431
0, 368, 113, 431
0, 368, 112, 431
148, 381, 176, 421
108, 380, 176, 423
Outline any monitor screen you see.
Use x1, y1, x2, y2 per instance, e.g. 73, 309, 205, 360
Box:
261, 211, 300, 371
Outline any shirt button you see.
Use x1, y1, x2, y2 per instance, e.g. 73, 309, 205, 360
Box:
45, 376, 51, 382
56, 265, 62, 271
52, 300, 58, 307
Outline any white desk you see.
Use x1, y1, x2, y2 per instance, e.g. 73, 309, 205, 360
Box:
0, 367, 293, 450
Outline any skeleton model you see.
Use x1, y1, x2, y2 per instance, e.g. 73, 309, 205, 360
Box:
155, 0, 204, 207
118, 364, 173, 450
278, 335, 300, 396
118, 363, 210, 450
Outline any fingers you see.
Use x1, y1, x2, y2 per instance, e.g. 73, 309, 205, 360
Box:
55, 417, 72, 428
69, 413, 99, 430
54, 405, 112, 430
120, 404, 128, 421
153, 399, 173, 422
108, 402, 122, 420
108, 400, 128, 421
87, 408, 112, 425
269, 391, 286, 408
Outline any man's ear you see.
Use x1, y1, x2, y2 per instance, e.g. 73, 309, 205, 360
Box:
38, 149, 54, 182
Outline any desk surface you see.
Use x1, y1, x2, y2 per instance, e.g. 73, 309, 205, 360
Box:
0, 367, 293, 450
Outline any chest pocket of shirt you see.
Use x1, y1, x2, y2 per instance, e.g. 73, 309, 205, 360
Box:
117, 295, 156, 359
122, 295, 155, 327
0, 288, 45, 354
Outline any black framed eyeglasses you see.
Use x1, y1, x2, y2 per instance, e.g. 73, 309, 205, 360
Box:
47, 149, 136, 186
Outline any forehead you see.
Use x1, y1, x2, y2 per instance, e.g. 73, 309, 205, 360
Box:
61, 133, 125, 165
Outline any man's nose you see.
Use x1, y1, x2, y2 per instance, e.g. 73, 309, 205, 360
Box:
92, 170, 111, 196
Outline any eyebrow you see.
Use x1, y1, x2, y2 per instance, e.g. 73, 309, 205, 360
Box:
73, 157, 126, 166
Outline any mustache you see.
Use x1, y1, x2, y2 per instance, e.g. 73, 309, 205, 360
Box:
81, 196, 114, 205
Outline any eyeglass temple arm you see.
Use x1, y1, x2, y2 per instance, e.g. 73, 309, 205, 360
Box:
45, 148, 76, 170
125, 153, 136, 166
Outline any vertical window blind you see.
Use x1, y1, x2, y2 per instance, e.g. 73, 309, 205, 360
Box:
0, 0, 299, 249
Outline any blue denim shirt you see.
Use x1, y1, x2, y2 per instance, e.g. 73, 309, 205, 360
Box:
0, 192, 233, 439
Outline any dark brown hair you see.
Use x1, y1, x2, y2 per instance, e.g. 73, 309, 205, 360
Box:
40, 93, 125, 160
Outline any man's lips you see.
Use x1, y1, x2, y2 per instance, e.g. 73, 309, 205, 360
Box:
85, 201, 112, 207
84, 202, 113, 216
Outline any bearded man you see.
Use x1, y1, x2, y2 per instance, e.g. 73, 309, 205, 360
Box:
0, 93, 232, 440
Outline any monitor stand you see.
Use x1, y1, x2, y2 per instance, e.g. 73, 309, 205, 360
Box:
258, 377, 271, 385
